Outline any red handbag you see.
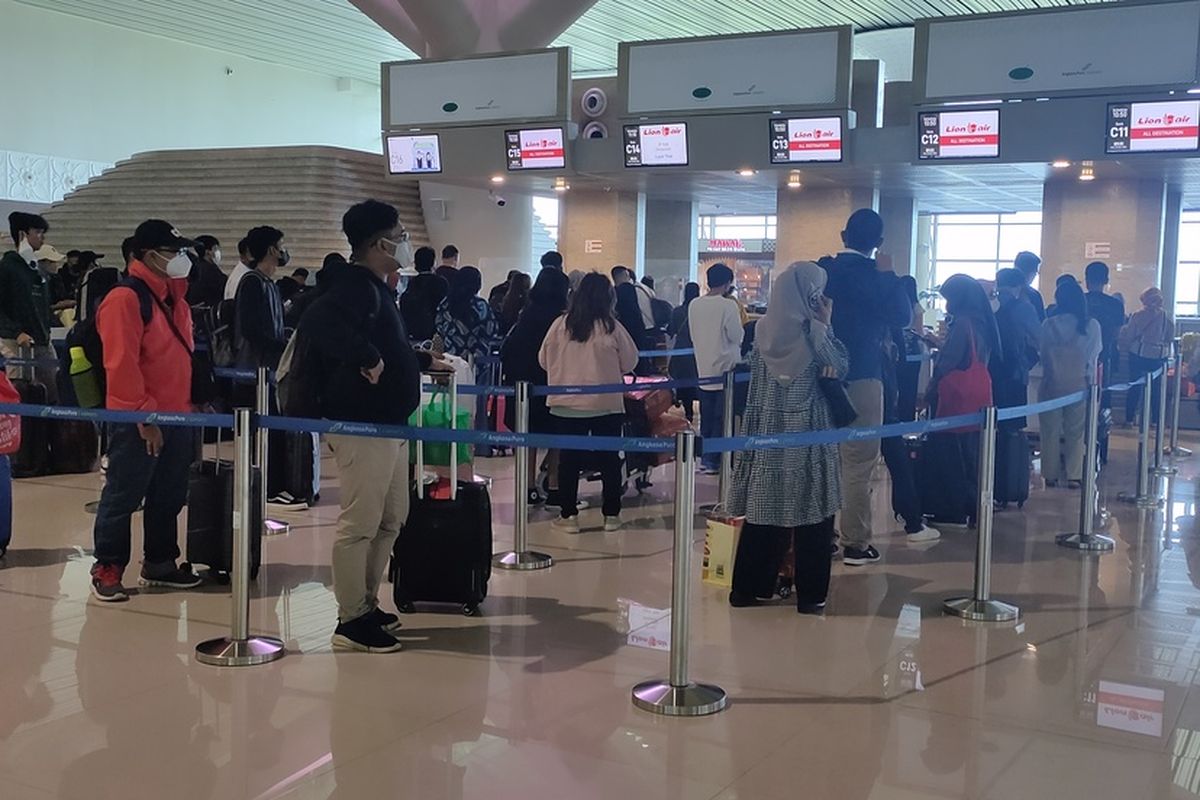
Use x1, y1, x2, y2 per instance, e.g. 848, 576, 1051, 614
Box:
935, 325, 992, 432
0, 372, 21, 455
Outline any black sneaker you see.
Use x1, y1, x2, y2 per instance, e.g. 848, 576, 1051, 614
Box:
332, 615, 403, 653
138, 561, 202, 589
367, 607, 403, 635
90, 563, 129, 602
267, 492, 309, 513
797, 601, 827, 616
842, 545, 881, 566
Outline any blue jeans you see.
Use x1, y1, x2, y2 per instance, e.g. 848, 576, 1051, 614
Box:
698, 389, 725, 471
93, 423, 193, 569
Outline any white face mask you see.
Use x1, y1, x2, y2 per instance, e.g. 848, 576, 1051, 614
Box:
212, 248, 223, 267
158, 251, 192, 279
17, 238, 35, 264
395, 239, 414, 269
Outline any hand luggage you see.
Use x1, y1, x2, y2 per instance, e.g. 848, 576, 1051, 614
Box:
186, 433, 263, 580
0, 455, 11, 558
49, 420, 99, 475
915, 433, 972, 526
993, 428, 1031, 509
392, 371, 492, 616
8, 349, 51, 479
267, 429, 320, 503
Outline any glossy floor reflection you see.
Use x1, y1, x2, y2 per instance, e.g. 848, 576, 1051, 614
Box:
1, 430, 1199, 798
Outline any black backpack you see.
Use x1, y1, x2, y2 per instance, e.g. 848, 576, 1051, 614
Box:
650, 297, 672, 330
67, 279, 155, 407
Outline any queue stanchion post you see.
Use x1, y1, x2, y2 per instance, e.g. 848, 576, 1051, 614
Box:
944, 406, 1019, 623
494, 381, 552, 571
1153, 361, 1175, 477
196, 407, 285, 666
1119, 373, 1160, 507
1170, 339, 1190, 459
256, 367, 289, 536
632, 429, 728, 716
1056, 383, 1115, 552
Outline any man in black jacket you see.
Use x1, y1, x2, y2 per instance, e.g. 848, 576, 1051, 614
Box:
399, 245, 446, 342
302, 199, 444, 653
822, 209, 913, 565
186, 235, 228, 309
0, 212, 57, 400
234, 226, 288, 373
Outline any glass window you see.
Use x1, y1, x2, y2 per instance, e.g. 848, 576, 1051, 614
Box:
933, 260, 1001, 283
998, 225, 1042, 263
1177, 262, 1200, 318
934, 224, 999, 261
931, 211, 1042, 291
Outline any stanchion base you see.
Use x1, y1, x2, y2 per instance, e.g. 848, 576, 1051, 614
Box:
264, 519, 290, 537
1170, 446, 1192, 458
195, 636, 285, 667
631, 680, 728, 717
943, 597, 1019, 623
1055, 532, 1116, 552
492, 550, 553, 571
1153, 466, 1179, 477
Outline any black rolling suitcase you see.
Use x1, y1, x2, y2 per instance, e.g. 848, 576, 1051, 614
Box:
8, 350, 51, 479
392, 370, 492, 616
993, 429, 1031, 509
49, 420, 100, 474
267, 430, 320, 503
186, 434, 263, 580
916, 433, 972, 525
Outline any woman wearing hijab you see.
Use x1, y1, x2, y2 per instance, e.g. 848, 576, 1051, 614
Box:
1039, 280, 1102, 488
1120, 286, 1173, 424
435, 265, 501, 363
501, 268, 570, 504
923, 275, 1001, 527
728, 262, 848, 614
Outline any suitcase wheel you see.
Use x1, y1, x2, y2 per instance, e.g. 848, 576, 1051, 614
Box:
462, 603, 479, 617
397, 600, 417, 615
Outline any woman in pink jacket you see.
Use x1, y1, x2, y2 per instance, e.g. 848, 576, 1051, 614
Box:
539, 272, 639, 532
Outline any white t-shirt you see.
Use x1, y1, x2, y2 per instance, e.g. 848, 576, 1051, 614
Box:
688, 295, 743, 391
635, 283, 656, 329
224, 262, 253, 301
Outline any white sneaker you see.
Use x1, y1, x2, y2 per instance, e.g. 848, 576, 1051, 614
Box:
907, 525, 941, 543
551, 516, 580, 534
603, 515, 622, 532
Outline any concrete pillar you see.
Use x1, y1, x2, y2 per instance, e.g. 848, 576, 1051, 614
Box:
1161, 188, 1183, 313
419, 181, 533, 291
642, 198, 698, 305
852, 60, 884, 129
878, 195, 918, 277
1040, 178, 1168, 305
558, 189, 645, 274
775, 186, 878, 270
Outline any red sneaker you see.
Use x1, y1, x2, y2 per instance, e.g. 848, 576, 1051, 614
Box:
90, 564, 128, 602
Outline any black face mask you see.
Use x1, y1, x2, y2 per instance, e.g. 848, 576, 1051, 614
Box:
277, 248, 290, 268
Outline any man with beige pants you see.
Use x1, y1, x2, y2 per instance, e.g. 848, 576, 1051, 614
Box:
821, 210, 919, 565
298, 199, 439, 653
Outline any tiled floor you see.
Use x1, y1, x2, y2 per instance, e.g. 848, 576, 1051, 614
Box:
2, 430, 1200, 799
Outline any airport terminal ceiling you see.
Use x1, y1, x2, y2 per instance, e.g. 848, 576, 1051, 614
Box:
15, 0, 1110, 81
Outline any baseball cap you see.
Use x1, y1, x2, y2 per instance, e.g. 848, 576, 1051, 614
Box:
78, 250, 105, 264
134, 219, 194, 252
32, 244, 66, 263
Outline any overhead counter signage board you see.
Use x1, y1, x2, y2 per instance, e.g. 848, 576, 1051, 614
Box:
620, 27, 851, 114
386, 134, 442, 175
770, 117, 843, 163
624, 123, 689, 167
506, 128, 566, 170
918, 110, 999, 160
915, 1, 1200, 101
1107, 100, 1200, 154
383, 49, 569, 128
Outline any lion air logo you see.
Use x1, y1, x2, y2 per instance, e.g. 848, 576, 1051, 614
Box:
968, 123, 978, 133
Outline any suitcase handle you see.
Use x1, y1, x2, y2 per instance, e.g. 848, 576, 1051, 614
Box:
415, 369, 457, 501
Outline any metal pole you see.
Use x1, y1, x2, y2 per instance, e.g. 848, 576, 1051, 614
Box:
1153, 361, 1175, 476
1057, 383, 1115, 552
1119, 374, 1159, 507
632, 430, 728, 716
256, 367, 289, 536
1170, 338, 1190, 458
717, 370, 736, 508
195, 408, 285, 666
944, 406, 1019, 622
494, 381, 552, 571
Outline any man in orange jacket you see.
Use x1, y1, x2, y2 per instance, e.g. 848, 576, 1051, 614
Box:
90, 219, 203, 602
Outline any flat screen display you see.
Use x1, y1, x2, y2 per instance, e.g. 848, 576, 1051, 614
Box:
770, 117, 843, 163
918, 109, 1000, 159
623, 123, 689, 167
1107, 100, 1200, 154
505, 127, 566, 170
386, 134, 442, 174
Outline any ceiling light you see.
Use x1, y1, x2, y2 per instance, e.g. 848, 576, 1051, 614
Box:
787, 172, 802, 190
1079, 166, 1096, 182
737, 168, 757, 177
490, 175, 505, 184
1051, 159, 1071, 169
553, 177, 569, 192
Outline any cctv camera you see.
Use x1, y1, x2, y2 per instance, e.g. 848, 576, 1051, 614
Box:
490, 191, 507, 207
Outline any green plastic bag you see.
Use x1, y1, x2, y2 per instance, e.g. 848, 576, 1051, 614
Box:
411, 388, 472, 466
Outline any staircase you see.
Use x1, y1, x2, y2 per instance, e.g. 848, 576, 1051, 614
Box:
41, 146, 428, 272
